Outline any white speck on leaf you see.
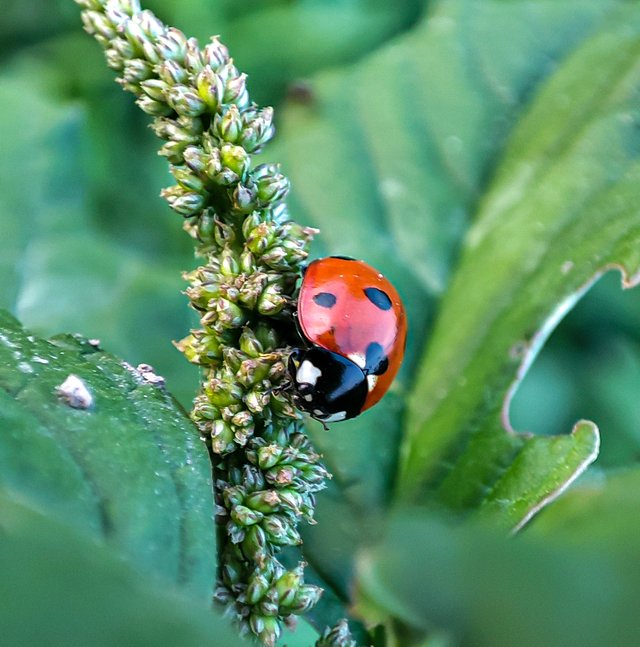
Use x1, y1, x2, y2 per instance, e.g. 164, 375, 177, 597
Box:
137, 363, 166, 387
57, 374, 93, 409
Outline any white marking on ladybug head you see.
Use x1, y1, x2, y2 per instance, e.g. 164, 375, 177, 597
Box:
303, 394, 313, 402
366, 374, 378, 392
297, 360, 322, 386
323, 411, 347, 423
347, 352, 366, 370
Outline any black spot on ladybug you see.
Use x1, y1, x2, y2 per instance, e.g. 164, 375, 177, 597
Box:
364, 342, 389, 376
364, 287, 392, 311
313, 292, 337, 308
329, 255, 357, 261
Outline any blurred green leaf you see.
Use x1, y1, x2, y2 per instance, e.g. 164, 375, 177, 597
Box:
530, 467, 640, 545
0, 310, 215, 600
512, 272, 640, 467
355, 508, 640, 647
0, 492, 242, 647
398, 6, 640, 523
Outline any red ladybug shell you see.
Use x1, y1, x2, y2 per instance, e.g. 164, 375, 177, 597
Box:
297, 257, 407, 412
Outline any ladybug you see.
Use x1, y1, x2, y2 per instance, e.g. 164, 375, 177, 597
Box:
288, 256, 407, 423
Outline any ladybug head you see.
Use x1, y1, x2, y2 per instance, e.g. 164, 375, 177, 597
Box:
287, 346, 368, 423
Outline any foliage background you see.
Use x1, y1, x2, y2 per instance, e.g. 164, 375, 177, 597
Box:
2, 1, 640, 645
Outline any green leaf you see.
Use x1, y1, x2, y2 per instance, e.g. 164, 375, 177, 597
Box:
0, 492, 242, 647
530, 467, 640, 544
398, 7, 640, 526
0, 310, 215, 600
355, 508, 640, 647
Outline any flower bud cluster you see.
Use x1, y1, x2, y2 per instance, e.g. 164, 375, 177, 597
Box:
213, 428, 329, 645
75, 1, 356, 644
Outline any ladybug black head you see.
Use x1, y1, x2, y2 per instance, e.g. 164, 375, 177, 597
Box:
287, 346, 367, 423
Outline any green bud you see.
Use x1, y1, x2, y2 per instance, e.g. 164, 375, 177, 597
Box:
231, 410, 253, 429
260, 246, 287, 268
268, 360, 286, 381
244, 490, 280, 514
265, 465, 296, 487
257, 282, 287, 316
278, 489, 304, 514
316, 619, 357, 647
254, 166, 290, 204
136, 96, 173, 117
121, 0, 142, 16
157, 59, 188, 85
246, 221, 275, 254
156, 27, 187, 61
255, 322, 279, 350
238, 357, 272, 387
206, 378, 243, 407
216, 105, 243, 143
220, 284, 240, 302
105, 48, 124, 71
231, 504, 263, 526
205, 148, 223, 179
203, 36, 229, 68
183, 37, 203, 73
123, 19, 150, 54
213, 218, 236, 247
85, 11, 117, 40
240, 107, 275, 152
158, 140, 188, 164
221, 561, 242, 588
210, 419, 234, 454
216, 297, 247, 328
274, 567, 303, 608
269, 392, 299, 418
213, 586, 232, 606
241, 213, 262, 239
262, 514, 299, 546
112, 36, 135, 59
142, 41, 162, 65
191, 398, 219, 421
171, 165, 205, 192
138, 10, 165, 38
183, 145, 207, 174
166, 84, 207, 117
290, 584, 323, 614
224, 72, 249, 108
246, 573, 270, 605
222, 485, 245, 509
244, 389, 269, 414
232, 184, 257, 214
236, 272, 265, 309
239, 328, 264, 358
240, 250, 256, 274
220, 247, 240, 276
122, 58, 153, 84
258, 597, 279, 617
257, 444, 284, 470
242, 524, 268, 563
164, 189, 206, 216
222, 347, 244, 373
220, 144, 249, 179
242, 465, 266, 491
196, 67, 224, 112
